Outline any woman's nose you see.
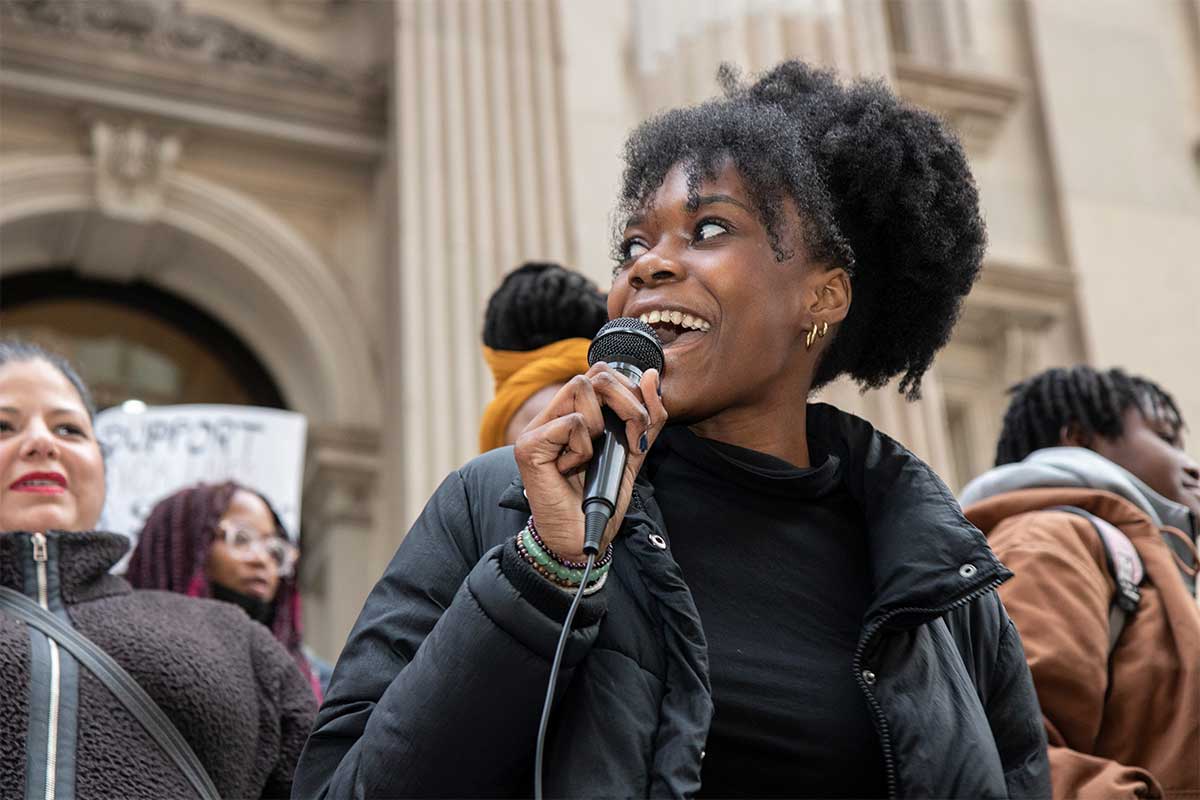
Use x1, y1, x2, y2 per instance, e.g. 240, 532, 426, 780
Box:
240, 543, 272, 570
21, 421, 58, 460
628, 247, 685, 289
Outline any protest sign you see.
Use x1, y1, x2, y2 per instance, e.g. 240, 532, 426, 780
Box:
96, 405, 307, 561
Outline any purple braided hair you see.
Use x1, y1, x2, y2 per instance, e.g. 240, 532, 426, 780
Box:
126, 481, 320, 701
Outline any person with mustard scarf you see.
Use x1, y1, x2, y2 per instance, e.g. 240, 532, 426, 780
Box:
478, 262, 608, 451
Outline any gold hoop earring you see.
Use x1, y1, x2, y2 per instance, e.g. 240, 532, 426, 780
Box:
806, 321, 829, 351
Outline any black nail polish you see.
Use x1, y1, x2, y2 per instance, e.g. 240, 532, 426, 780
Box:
657, 379, 663, 398
639, 433, 649, 453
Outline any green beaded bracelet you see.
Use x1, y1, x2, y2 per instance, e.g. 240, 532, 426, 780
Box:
519, 524, 610, 587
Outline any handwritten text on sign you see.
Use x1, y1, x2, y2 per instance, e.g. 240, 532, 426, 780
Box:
96, 405, 307, 547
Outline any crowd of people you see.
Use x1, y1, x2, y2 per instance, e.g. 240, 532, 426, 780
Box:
0, 59, 1195, 800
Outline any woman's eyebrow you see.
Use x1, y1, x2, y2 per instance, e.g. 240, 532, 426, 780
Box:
694, 193, 753, 213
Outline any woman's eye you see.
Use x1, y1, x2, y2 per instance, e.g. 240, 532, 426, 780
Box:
54, 424, 85, 437
0, 420, 13, 433
621, 239, 649, 261
695, 220, 729, 241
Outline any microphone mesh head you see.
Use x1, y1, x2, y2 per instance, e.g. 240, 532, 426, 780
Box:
587, 317, 665, 374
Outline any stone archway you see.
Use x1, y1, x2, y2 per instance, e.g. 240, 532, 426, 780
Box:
1, 153, 382, 659
0, 154, 379, 426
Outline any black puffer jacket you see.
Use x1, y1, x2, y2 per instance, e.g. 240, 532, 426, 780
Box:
0, 530, 315, 799
296, 404, 1050, 798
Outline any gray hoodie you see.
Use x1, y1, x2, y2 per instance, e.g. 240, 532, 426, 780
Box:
960, 446, 1197, 593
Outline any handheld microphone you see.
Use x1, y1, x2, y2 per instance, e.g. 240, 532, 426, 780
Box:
536, 318, 664, 800
580, 317, 665, 554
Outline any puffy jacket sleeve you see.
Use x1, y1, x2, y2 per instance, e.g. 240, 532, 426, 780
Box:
984, 611, 1051, 799
989, 512, 1164, 799
292, 468, 606, 799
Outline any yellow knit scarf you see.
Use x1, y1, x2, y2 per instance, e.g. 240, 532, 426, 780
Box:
478, 337, 592, 452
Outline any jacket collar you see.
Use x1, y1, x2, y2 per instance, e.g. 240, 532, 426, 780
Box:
960, 446, 1197, 538
1, 531, 132, 604
498, 403, 1007, 624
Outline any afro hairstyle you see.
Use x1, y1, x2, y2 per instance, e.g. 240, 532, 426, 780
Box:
615, 61, 986, 399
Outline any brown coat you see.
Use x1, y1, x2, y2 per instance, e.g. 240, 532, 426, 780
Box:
966, 488, 1200, 800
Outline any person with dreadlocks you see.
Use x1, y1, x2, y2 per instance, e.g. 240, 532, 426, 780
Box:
0, 340, 314, 799
296, 61, 1049, 798
127, 481, 330, 701
479, 262, 610, 451
960, 365, 1200, 800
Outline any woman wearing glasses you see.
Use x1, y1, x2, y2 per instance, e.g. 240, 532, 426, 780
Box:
128, 481, 330, 700
0, 341, 314, 799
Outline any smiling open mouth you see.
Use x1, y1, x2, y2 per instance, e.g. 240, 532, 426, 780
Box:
639, 309, 711, 347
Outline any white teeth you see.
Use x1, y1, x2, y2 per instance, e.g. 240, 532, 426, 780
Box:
637, 309, 712, 331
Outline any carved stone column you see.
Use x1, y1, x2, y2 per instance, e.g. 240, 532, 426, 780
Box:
384, 0, 576, 547
299, 425, 381, 662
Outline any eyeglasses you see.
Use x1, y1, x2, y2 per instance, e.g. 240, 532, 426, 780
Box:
216, 521, 298, 578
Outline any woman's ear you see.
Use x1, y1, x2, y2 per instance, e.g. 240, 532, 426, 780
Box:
810, 267, 851, 324
1059, 423, 1092, 449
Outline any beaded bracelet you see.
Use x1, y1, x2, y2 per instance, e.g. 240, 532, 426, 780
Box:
528, 517, 614, 570
517, 535, 609, 596
516, 518, 612, 589
521, 525, 611, 585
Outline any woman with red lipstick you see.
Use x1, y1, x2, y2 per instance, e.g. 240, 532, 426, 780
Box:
0, 340, 314, 799
297, 62, 1049, 798
127, 481, 330, 700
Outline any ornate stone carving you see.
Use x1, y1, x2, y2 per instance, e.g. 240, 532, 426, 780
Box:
0, 0, 370, 95
893, 56, 1021, 154
303, 425, 380, 531
88, 118, 180, 222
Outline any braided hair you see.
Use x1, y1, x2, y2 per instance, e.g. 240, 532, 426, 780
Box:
126, 481, 319, 697
994, 366, 1185, 466
616, 61, 985, 398
482, 262, 609, 351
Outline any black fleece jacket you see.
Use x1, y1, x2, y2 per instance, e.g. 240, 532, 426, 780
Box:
296, 404, 1051, 798
0, 530, 315, 800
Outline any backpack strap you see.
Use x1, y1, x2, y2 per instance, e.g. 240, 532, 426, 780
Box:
0, 586, 221, 800
1050, 506, 1144, 654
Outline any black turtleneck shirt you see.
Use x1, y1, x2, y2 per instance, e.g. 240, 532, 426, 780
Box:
644, 425, 887, 799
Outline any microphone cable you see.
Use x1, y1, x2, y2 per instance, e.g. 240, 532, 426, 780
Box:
534, 551, 596, 800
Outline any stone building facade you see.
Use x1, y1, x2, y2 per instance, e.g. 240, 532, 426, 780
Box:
2, 0, 1198, 659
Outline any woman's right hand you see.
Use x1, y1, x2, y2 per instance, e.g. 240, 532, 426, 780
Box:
513, 363, 667, 562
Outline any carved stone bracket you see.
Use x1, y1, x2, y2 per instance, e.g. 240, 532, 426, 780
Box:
955, 260, 1078, 386
302, 425, 381, 533
88, 118, 181, 223
893, 56, 1021, 154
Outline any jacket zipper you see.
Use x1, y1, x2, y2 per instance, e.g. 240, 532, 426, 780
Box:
852, 574, 1006, 799
32, 532, 60, 800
